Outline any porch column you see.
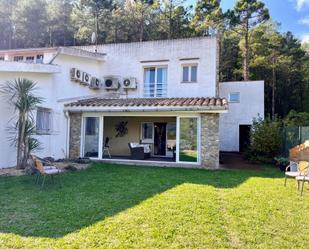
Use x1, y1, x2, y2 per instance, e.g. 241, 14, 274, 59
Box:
200, 113, 220, 169
69, 112, 82, 159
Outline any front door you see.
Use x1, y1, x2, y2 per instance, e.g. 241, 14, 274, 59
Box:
239, 125, 251, 152
154, 123, 166, 156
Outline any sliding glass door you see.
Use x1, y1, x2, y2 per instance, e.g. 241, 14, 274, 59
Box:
178, 117, 199, 163
83, 117, 100, 158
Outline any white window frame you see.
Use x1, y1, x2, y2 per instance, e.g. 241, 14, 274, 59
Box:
228, 92, 240, 103
181, 64, 198, 83
176, 115, 201, 165
80, 114, 103, 160
143, 66, 168, 98
140, 122, 154, 143
26, 56, 35, 63
13, 56, 24, 62
36, 107, 53, 135
36, 54, 44, 64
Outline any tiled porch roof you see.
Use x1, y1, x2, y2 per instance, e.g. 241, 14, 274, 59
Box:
65, 97, 228, 112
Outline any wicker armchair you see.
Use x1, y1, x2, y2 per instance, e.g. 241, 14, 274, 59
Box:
128, 143, 151, 160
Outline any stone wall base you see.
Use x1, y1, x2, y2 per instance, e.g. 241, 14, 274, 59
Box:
69, 112, 82, 159
200, 113, 220, 169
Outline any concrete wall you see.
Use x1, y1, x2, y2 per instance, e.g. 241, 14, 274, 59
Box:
219, 81, 264, 152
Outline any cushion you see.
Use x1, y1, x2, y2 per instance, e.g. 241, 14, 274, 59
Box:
130, 143, 150, 153
130, 143, 140, 148
285, 172, 300, 177
43, 166, 57, 170
141, 144, 151, 153
44, 168, 61, 174
296, 175, 309, 181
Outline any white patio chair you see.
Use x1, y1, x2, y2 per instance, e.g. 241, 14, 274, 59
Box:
284, 161, 299, 186
295, 161, 309, 196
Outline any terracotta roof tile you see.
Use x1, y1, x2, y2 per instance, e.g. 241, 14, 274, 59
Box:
65, 97, 228, 110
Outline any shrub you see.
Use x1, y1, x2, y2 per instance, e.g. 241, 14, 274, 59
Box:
284, 110, 309, 127
247, 116, 282, 163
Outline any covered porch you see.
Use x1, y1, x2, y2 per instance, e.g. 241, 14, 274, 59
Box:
65, 97, 228, 168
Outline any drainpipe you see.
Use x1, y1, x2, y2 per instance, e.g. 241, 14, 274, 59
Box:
64, 111, 70, 159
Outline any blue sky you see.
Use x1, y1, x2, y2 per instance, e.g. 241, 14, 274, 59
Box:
187, 0, 309, 43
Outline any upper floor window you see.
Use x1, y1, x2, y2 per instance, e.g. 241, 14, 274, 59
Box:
182, 64, 197, 83
229, 92, 240, 103
36, 54, 44, 64
36, 107, 52, 134
13, 56, 24, 62
144, 66, 167, 97
26, 56, 35, 63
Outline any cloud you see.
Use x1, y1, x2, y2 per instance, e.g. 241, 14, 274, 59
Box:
292, 0, 309, 11
301, 33, 309, 43
299, 17, 309, 25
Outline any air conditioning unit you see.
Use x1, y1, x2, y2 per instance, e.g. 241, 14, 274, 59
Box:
70, 68, 83, 82
103, 76, 120, 90
81, 72, 91, 85
122, 77, 137, 89
90, 77, 102, 90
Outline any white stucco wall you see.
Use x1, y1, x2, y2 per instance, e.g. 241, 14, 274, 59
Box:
219, 81, 264, 152
78, 37, 218, 98
0, 37, 218, 168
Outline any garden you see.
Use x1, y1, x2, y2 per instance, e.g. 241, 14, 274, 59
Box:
0, 163, 308, 249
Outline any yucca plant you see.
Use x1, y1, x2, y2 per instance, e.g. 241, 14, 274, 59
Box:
1, 78, 43, 169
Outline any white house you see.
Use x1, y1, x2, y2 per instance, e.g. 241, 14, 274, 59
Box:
219, 81, 264, 152
0, 37, 264, 169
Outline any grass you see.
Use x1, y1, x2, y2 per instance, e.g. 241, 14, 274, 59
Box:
0, 163, 308, 248
179, 150, 197, 162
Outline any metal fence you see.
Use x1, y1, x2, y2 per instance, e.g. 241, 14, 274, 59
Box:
281, 126, 309, 157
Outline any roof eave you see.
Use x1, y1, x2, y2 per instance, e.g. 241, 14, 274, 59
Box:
64, 105, 228, 113
57, 47, 106, 61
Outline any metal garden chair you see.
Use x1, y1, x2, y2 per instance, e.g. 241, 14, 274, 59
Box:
34, 159, 62, 188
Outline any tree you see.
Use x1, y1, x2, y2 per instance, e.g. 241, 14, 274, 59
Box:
1, 79, 43, 169
12, 0, 49, 48
191, 0, 224, 36
47, 0, 74, 46
228, 0, 269, 80
249, 21, 290, 118
247, 115, 282, 163
122, 0, 159, 42
71, 0, 113, 45
219, 31, 242, 81
159, 0, 192, 39
0, 0, 17, 49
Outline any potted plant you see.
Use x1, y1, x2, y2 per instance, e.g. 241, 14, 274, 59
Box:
274, 157, 289, 171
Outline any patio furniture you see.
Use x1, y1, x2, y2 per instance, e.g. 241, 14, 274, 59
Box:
128, 143, 151, 160
34, 159, 62, 188
103, 137, 111, 158
284, 161, 299, 186
295, 161, 309, 196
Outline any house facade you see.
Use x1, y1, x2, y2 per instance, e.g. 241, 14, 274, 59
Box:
0, 37, 263, 169
219, 81, 264, 152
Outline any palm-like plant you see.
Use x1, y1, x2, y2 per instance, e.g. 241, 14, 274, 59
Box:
1, 78, 43, 169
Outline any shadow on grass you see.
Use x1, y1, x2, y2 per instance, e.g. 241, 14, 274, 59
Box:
0, 163, 283, 238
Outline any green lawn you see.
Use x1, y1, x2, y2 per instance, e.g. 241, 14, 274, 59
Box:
0, 164, 308, 249
179, 150, 198, 162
